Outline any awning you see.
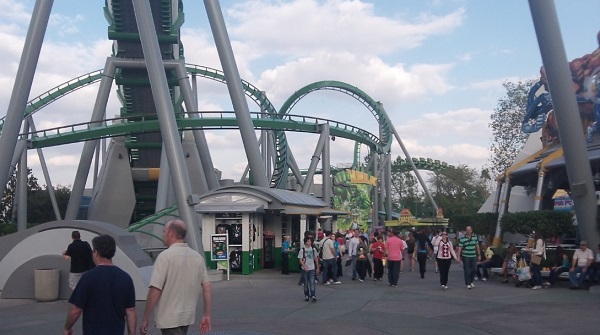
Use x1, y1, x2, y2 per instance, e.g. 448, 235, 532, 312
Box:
195, 204, 264, 214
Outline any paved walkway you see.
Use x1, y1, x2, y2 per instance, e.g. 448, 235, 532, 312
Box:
1, 261, 599, 335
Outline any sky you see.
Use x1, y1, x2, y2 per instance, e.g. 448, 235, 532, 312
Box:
0, 0, 599, 189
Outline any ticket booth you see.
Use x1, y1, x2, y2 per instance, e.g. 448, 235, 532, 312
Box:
195, 185, 347, 275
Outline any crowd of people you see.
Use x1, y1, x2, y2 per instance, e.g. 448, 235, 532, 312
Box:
289, 225, 600, 301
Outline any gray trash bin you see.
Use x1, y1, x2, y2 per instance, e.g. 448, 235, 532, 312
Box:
34, 268, 60, 302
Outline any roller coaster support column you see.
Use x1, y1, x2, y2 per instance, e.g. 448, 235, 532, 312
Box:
530, 0, 599, 249
288, 150, 305, 187
372, 153, 379, 228
173, 62, 218, 190
133, 0, 203, 252
30, 119, 61, 221
0, 0, 52, 201
204, 0, 268, 187
385, 153, 393, 221
302, 125, 329, 194
322, 125, 332, 208
533, 172, 545, 211
381, 103, 438, 213
155, 147, 171, 212
65, 58, 115, 220
493, 180, 511, 246
17, 120, 29, 231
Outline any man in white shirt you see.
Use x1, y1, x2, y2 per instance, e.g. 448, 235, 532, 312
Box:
569, 240, 594, 289
347, 230, 360, 280
320, 231, 341, 285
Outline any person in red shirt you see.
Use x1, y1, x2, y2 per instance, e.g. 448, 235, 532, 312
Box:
385, 230, 404, 287
370, 236, 386, 281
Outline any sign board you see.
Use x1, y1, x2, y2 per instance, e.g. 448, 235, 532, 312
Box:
211, 234, 228, 261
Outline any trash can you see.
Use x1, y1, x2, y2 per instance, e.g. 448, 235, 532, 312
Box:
34, 268, 60, 302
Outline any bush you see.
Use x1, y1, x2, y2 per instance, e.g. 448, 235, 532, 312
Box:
0, 223, 16, 236
500, 211, 573, 238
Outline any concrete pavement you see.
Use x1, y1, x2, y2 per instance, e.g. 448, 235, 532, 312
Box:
1, 260, 599, 335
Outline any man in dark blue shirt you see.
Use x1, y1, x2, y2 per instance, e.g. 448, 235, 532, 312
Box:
64, 234, 136, 335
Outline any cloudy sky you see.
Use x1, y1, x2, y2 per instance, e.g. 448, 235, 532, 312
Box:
1, 0, 599, 188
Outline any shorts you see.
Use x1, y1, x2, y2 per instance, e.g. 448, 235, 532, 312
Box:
69, 272, 83, 290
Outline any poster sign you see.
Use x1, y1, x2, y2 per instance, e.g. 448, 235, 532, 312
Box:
211, 234, 228, 261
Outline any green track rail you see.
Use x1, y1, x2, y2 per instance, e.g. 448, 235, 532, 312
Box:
24, 112, 383, 151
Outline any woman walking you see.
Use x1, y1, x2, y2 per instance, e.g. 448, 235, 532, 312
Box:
356, 236, 370, 282
370, 235, 386, 281
414, 230, 433, 279
528, 232, 546, 290
436, 231, 460, 289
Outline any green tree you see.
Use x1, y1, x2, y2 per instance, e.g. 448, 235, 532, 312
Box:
428, 164, 490, 219
0, 168, 41, 224
390, 156, 420, 214
489, 80, 534, 177
28, 185, 71, 224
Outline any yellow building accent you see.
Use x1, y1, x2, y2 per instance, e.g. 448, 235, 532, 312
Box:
347, 169, 377, 186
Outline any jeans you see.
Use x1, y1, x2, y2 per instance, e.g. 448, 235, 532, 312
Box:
416, 252, 428, 278
281, 253, 289, 274
476, 261, 491, 279
530, 262, 543, 286
373, 258, 384, 280
336, 256, 343, 278
462, 256, 477, 285
322, 258, 338, 283
569, 266, 587, 288
437, 258, 452, 286
548, 266, 568, 285
302, 269, 316, 297
387, 260, 400, 286
351, 255, 358, 279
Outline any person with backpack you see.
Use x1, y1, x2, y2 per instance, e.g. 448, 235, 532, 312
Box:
414, 230, 434, 279
299, 237, 320, 302
405, 232, 416, 272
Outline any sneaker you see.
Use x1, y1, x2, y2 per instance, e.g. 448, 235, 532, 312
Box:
391, 284, 397, 287
501, 278, 508, 283
482, 278, 488, 282
441, 285, 445, 289
470, 283, 475, 288
323, 282, 330, 285
358, 279, 364, 282
304, 296, 309, 301
329, 279, 334, 284
532, 285, 542, 290
542, 281, 551, 287
444, 285, 448, 290
435, 268, 439, 273
474, 277, 479, 281
333, 281, 341, 284
310, 296, 317, 302
467, 285, 472, 290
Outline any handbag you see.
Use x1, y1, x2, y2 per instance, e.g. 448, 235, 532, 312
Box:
531, 254, 542, 265
516, 258, 532, 281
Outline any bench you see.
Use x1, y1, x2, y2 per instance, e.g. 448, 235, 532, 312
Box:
490, 268, 572, 279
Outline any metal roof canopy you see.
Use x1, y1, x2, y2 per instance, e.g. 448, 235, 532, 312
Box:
194, 185, 348, 216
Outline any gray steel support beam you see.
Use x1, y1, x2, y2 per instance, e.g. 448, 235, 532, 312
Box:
322, 124, 331, 207
65, 58, 115, 219
204, 0, 268, 187
0, 0, 53, 200
132, 0, 203, 252
493, 181, 511, 246
529, 0, 599, 248
288, 150, 305, 187
381, 103, 438, 213
302, 125, 329, 194
17, 120, 29, 231
174, 63, 218, 190
29, 119, 61, 220
372, 153, 379, 228
155, 147, 171, 212
385, 153, 393, 221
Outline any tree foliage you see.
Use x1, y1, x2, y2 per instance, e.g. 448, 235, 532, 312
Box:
489, 80, 534, 177
390, 156, 420, 213
1, 168, 71, 226
428, 164, 490, 219
449, 212, 499, 237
